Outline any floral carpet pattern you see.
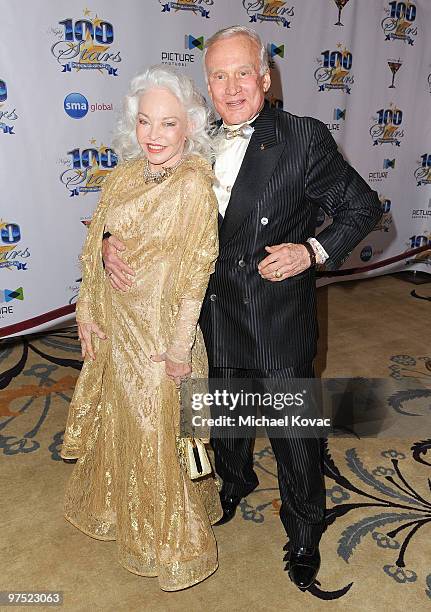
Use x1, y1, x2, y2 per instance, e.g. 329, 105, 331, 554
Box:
1, 328, 431, 609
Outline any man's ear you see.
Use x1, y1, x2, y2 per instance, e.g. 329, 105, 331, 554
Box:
263, 71, 271, 93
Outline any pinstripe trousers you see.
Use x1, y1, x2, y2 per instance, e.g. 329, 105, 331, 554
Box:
209, 363, 326, 548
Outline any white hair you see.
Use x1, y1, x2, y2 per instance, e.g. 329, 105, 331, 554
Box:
203, 26, 269, 80
113, 65, 214, 162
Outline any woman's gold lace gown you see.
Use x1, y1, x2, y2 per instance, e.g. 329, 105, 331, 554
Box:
60, 155, 222, 591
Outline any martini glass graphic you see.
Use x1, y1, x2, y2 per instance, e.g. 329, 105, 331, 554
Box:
388, 58, 402, 88
334, 0, 350, 26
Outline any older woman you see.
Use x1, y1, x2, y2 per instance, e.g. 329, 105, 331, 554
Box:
60, 66, 222, 591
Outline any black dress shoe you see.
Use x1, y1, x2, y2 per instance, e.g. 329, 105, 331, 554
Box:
285, 546, 321, 590
282, 540, 291, 563
214, 493, 242, 526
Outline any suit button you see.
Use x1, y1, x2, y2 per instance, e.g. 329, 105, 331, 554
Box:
210, 294, 217, 301
260, 217, 268, 225
243, 297, 250, 305
238, 259, 246, 267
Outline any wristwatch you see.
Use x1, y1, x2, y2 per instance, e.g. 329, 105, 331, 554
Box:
102, 231, 112, 240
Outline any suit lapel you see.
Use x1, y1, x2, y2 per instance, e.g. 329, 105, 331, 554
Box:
219, 103, 286, 248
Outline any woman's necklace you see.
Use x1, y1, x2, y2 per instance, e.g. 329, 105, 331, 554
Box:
143, 157, 185, 184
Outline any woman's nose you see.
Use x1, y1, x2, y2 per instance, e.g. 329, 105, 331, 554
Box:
149, 124, 160, 140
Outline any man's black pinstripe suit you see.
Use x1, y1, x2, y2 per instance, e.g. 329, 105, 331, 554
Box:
199, 102, 382, 547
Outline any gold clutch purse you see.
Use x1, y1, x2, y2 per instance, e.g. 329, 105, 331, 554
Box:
177, 436, 213, 480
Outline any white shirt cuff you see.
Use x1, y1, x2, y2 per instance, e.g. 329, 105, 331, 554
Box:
307, 238, 329, 264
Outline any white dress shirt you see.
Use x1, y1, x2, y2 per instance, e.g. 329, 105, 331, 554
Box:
213, 120, 255, 218
213, 118, 329, 264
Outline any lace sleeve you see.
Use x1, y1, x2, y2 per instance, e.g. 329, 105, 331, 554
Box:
75, 173, 115, 323
165, 172, 218, 364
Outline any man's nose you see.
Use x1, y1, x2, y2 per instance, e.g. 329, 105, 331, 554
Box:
225, 76, 241, 96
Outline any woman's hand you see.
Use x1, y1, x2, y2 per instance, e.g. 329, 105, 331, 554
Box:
77, 321, 107, 360
151, 353, 192, 387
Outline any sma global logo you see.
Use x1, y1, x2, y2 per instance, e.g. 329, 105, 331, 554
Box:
64, 93, 89, 119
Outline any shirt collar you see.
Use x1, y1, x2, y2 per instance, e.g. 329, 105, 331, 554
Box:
222, 111, 260, 132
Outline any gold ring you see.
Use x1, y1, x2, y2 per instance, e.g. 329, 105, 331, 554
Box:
274, 270, 282, 279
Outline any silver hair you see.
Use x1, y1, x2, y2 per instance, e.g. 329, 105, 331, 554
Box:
203, 25, 269, 80
113, 65, 214, 162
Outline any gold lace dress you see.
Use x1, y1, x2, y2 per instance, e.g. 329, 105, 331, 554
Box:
60, 155, 222, 591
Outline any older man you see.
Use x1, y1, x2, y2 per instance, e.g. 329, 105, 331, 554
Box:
102, 26, 382, 590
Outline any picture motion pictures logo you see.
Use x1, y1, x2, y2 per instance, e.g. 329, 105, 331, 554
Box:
326, 107, 346, 132
0, 286, 24, 318
368, 159, 396, 183
412, 199, 431, 220
161, 34, 204, 67
269, 43, 284, 58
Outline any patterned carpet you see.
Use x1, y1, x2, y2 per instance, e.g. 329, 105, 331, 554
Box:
1, 276, 431, 611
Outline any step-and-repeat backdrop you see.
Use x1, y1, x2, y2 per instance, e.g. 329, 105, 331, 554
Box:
1, 0, 430, 336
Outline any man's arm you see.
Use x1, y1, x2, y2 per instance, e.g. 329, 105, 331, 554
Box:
305, 119, 382, 270
102, 234, 135, 291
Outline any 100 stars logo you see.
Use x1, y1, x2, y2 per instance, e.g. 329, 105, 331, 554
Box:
59, 139, 118, 197
50, 9, 122, 76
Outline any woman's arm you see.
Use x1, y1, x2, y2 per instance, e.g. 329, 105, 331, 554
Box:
167, 171, 218, 363
152, 169, 218, 382
75, 169, 118, 358
75, 171, 117, 323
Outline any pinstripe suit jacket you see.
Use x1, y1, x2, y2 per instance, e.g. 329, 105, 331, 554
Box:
199, 103, 382, 369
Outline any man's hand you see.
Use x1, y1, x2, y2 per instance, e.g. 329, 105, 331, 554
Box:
78, 321, 107, 360
258, 243, 311, 282
151, 352, 192, 387
102, 235, 135, 291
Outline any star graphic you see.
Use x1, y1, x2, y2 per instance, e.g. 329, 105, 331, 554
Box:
90, 138, 97, 145
92, 15, 104, 28
83, 8, 91, 17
